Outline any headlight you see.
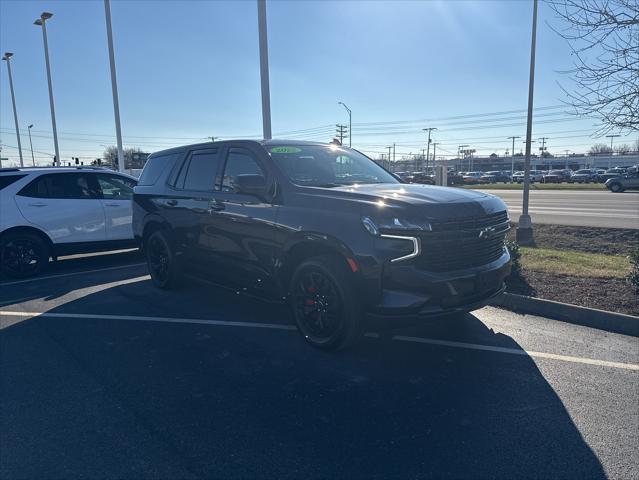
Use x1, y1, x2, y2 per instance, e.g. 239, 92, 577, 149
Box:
361, 216, 424, 263
361, 216, 431, 236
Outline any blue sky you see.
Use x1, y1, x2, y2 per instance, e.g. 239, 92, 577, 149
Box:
0, 0, 636, 166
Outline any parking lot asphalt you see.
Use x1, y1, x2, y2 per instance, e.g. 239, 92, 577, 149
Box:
479, 189, 639, 229
1, 252, 638, 479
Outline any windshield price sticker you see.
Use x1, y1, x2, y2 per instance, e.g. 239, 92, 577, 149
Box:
270, 146, 302, 154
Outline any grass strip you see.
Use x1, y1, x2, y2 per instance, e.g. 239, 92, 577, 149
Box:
520, 247, 629, 279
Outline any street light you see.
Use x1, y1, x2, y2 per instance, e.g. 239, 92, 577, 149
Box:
507, 136, 521, 181
257, 0, 272, 140
338, 102, 351, 147
28, 124, 35, 166
104, 0, 125, 173
605, 134, 621, 169
517, 0, 538, 246
2, 52, 24, 167
34, 12, 60, 167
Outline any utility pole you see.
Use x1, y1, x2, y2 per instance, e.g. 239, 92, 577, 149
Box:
387, 146, 392, 170
606, 134, 620, 169
257, 0, 272, 140
432, 142, 439, 165
393, 143, 396, 163
517, 0, 538, 245
538, 136, 549, 170
2, 53, 23, 167
335, 124, 347, 145
507, 136, 521, 181
423, 127, 436, 172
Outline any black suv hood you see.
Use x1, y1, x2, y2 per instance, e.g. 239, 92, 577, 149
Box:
300, 183, 508, 220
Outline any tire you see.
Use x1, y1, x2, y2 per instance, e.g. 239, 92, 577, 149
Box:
0, 232, 50, 278
144, 230, 182, 289
289, 255, 363, 350
609, 182, 624, 193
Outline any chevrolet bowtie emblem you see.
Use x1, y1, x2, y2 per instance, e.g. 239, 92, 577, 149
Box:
478, 226, 496, 240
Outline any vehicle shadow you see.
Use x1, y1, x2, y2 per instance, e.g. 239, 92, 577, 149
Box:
1, 281, 605, 479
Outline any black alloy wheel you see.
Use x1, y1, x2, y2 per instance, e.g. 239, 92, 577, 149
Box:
145, 230, 181, 289
290, 255, 362, 350
0, 233, 49, 278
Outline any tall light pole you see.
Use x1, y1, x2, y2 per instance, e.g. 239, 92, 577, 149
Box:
338, 102, 351, 147
34, 12, 60, 167
423, 127, 437, 171
104, 0, 125, 173
257, 0, 272, 140
517, 0, 538, 245
606, 134, 620, 169
28, 124, 35, 166
2, 53, 24, 167
507, 136, 521, 181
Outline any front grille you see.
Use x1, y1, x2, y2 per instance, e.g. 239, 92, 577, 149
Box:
415, 211, 509, 272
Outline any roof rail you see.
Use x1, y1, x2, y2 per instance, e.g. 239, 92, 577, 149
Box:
0, 168, 21, 172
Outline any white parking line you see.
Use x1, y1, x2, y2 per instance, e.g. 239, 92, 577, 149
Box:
1, 310, 637, 371
0, 263, 146, 287
0, 310, 297, 331
392, 336, 639, 371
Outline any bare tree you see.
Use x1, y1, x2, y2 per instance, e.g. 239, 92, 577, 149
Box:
102, 145, 145, 169
547, 0, 638, 134
589, 142, 613, 154
614, 143, 631, 154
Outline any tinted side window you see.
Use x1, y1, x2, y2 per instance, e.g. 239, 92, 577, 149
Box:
179, 150, 221, 191
221, 150, 264, 192
0, 174, 27, 190
97, 174, 136, 200
18, 173, 100, 199
138, 153, 177, 186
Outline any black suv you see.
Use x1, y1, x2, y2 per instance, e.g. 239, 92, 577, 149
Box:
133, 140, 511, 349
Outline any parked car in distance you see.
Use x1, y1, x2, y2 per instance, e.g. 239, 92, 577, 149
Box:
569, 169, 598, 183
512, 170, 544, 183
462, 171, 485, 184
598, 167, 627, 183
0, 167, 138, 278
605, 170, 639, 192
542, 170, 571, 183
408, 172, 436, 185
481, 171, 511, 184
133, 140, 511, 350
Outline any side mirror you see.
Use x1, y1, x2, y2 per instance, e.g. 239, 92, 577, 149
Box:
232, 174, 268, 200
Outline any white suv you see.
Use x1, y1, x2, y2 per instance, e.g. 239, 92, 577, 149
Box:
0, 167, 137, 278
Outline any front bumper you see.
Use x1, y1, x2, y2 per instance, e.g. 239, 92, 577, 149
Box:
369, 249, 511, 317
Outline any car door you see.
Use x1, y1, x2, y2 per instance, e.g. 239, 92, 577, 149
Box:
197, 146, 279, 294
96, 173, 137, 240
161, 148, 224, 273
14, 172, 107, 243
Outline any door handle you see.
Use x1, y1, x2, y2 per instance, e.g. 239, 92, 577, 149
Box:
166, 199, 178, 207
208, 201, 225, 212
28, 202, 47, 207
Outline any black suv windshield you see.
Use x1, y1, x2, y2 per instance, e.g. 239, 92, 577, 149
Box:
267, 144, 398, 187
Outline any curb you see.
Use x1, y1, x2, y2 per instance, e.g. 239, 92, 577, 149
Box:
490, 292, 639, 337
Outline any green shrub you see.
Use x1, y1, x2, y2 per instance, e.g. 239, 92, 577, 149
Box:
506, 240, 522, 276
628, 248, 639, 293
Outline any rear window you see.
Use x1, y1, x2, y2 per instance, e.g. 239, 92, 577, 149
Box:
138, 153, 177, 186
0, 174, 27, 190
